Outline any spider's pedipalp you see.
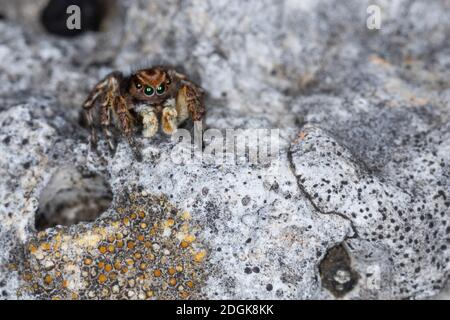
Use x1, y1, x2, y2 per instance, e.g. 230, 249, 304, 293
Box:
161, 106, 178, 135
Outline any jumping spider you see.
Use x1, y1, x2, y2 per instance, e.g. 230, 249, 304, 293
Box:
83, 66, 205, 160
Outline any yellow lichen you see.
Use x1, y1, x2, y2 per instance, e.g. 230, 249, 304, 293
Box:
19, 193, 207, 300
98, 274, 107, 284
194, 250, 206, 263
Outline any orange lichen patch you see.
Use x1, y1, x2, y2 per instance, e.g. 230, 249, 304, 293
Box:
168, 267, 177, 275
153, 269, 162, 277
140, 223, 148, 229
44, 274, 53, 285
23, 273, 33, 281
98, 274, 107, 284
194, 251, 206, 263
114, 260, 122, 270
184, 235, 196, 244
186, 281, 194, 289
104, 264, 113, 272
139, 263, 147, 271
19, 193, 207, 300
166, 218, 175, 227
144, 241, 152, 248
41, 243, 51, 251
180, 241, 189, 249
127, 241, 135, 250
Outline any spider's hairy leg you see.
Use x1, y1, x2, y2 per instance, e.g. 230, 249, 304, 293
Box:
115, 96, 142, 161
82, 77, 109, 147
175, 86, 190, 124
180, 82, 205, 122
99, 96, 115, 151
99, 76, 121, 152
176, 82, 205, 140
82, 72, 122, 151
84, 106, 98, 148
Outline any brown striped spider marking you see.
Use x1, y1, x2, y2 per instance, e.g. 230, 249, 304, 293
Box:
82, 66, 205, 160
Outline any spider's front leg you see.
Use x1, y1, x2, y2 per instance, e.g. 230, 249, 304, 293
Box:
177, 81, 205, 123
83, 71, 122, 152
115, 96, 142, 161
83, 72, 142, 161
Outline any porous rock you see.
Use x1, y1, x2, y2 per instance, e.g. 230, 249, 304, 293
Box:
0, 0, 449, 299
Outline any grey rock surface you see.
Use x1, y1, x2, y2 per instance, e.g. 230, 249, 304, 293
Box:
0, 0, 449, 299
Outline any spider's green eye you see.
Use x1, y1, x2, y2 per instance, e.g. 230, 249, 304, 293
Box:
156, 84, 165, 95
144, 86, 154, 96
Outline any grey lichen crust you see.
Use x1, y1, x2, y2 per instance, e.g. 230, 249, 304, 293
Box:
0, 0, 449, 299
290, 125, 450, 299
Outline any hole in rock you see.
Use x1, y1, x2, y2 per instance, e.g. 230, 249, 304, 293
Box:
35, 166, 112, 231
40, 0, 112, 37
319, 244, 359, 297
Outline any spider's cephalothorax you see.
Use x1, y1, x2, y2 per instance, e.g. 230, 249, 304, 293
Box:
82, 66, 205, 160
